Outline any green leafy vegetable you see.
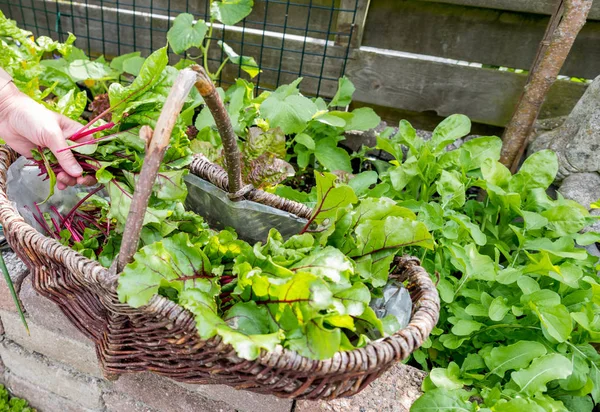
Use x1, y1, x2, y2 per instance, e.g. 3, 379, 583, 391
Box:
167, 13, 208, 55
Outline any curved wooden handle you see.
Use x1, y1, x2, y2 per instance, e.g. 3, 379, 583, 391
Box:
190, 65, 243, 196
116, 68, 199, 273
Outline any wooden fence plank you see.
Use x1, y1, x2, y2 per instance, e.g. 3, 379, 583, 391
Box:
345, 48, 587, 127
420, 0, 600, 20
363, 0, 600, 79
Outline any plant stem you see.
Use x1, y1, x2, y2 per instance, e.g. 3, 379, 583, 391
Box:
214, 57, 230, 80
255, 298, 310, 305
61, 186, 104, 227
300, 186, 333, 234
190, 65, 244, 195
203, 17, 215, 76
70, 122, 116, 142
116, 69, 199, 272
500, 0, 592, 171
0, 253, 29, 334
59, 130, 118, 153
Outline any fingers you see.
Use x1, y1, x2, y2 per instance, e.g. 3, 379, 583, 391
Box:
45, 130, 84, 178
57, 171, 77, 187
77, 175, 97, 186
7, 98, 84, 177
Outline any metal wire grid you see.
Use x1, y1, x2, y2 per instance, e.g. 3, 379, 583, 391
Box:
0, 0, 359, 97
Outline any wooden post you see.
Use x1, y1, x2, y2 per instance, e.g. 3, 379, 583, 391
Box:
335, 0, 372, 48
116, 69, 199, 272
500, 0, 593, 172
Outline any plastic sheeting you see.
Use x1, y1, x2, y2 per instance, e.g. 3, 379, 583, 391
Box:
184, 173, 308, 244
6, 157, 105, 233
370, 281, 413, 337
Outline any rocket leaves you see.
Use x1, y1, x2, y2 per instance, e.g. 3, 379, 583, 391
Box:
375, 113, 600, 410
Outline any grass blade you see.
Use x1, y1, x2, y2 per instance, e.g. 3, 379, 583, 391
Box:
0, 252, 29, 334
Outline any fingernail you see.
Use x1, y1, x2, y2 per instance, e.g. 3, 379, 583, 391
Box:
69, 163, 83, 176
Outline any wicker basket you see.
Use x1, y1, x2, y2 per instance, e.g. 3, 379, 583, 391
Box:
0, 143, 439, 400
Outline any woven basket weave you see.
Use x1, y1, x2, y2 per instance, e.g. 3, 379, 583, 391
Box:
0, 145, 440, 400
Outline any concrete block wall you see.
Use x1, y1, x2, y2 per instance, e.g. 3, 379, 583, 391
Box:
0, 252, 425, 412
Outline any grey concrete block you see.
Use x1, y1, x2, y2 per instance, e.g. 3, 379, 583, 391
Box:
295, 364, 426, 412
0, 309, 102, 377
103, 392, 160, 412
113, 372, 237, 412
174, 381, 293, 412
0, 340, 103, 410
6, 373, 96, 412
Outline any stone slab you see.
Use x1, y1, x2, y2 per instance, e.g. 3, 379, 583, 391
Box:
295, 364, 426, 412
174, 380, 293, 412
6, 373, 96, 412
113, 372, 238, 412
0, 340, 103, 410
103, 392, 160, 412
0, 309, 102, 377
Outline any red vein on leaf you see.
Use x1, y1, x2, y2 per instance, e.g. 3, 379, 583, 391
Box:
299, 185, 334, 234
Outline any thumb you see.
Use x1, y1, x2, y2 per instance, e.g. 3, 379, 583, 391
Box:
56, 113, 87, 140
44, 128, 83, 178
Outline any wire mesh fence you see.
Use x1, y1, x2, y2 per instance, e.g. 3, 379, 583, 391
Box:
0, 0, 359, 97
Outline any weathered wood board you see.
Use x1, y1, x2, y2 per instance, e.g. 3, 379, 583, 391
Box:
345, 48, 587, 127
73, 0, 346, 41
363, 0, 600, 80
419, 0, 600, 20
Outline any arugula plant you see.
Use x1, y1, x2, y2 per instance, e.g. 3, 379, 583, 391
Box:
191, 76, 381, 181
369, 118, 600, 411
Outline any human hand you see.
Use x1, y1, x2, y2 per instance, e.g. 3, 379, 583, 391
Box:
0, 80, 97, 190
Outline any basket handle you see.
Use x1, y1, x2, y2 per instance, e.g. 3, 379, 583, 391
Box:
189, 65, 244, 197
115, 68, 199, 273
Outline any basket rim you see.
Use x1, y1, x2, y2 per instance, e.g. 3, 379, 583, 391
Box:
0, 145, 440, 379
